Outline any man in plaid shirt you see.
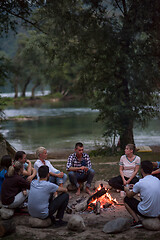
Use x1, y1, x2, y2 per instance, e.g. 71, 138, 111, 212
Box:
66, 142, 95, 196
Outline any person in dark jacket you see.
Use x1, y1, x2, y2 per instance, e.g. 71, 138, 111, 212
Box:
1, 161, 30, 208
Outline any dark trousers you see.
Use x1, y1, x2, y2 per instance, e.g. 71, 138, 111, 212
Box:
108, 175, 139, 191
48, 192, 69, 222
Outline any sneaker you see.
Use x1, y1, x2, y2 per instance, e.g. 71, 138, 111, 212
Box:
54, 219, 68, 228
131, 220, 143, 228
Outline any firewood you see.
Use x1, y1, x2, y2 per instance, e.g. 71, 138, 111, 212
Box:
87, 187, 107, 206
95, 201, 101, 214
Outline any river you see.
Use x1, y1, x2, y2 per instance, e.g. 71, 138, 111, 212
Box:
0, 101, 160, 153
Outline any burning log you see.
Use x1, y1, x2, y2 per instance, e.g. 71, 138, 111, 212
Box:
95, 201, 101, 214
103, 203, 112, 208
87, 187, 107, 206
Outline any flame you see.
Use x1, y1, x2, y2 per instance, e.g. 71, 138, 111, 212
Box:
88, 185, 118, 210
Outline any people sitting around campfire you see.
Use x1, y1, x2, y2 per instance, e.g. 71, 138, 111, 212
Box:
28, 165, 69, 227
124, 160, 160, 228
151, 161, 160, 179
66, 142, 95, 196
1, 161, 30, 209
15, 151, 37, 182
34, 147, 67, 187
0, 155, 12, 199
108, 144, 141, 191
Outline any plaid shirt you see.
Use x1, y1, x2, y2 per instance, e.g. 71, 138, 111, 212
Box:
66, 152, 92, 172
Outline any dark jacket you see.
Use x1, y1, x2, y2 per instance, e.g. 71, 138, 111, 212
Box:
1, 173, 30, 205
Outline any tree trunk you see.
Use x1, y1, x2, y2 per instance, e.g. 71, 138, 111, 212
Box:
31, 82, 40, 98
21, 77, 31, 97
119, 119, 134, 151
13, 77, 19, 98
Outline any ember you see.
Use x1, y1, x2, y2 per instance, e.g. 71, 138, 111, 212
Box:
87, 184, 118, 212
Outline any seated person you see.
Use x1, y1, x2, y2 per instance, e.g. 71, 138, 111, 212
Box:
0, 155, 12, 198
14, 151, 37, 182
66, 142, 95, 196
151, 161, 160, 179
34, 147, 67, 187
28, 165, 69, 227
1, 161, 30, 209
108, 144, 140, 191
124, 160, 160, 228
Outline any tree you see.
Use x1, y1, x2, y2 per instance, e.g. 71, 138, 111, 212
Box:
33, 0, 160, 150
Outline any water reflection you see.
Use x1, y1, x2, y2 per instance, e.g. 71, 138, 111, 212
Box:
1, 105, 160, 153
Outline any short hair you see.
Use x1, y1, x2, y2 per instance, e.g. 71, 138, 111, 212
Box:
126, 144, 136, 153
36, 147, 46, 158
14, 151, 26, 161
0, 155, 12, 170
38, 165, 49, 178
75, 142, 83, 149
141, 160, 153, 174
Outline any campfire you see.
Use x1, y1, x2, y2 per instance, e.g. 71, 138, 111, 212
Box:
73, 183, 118, 214
87, 184, 118, 213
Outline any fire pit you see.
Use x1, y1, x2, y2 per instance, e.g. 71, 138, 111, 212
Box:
87, 184, 118, 214
73, 184, 118, 214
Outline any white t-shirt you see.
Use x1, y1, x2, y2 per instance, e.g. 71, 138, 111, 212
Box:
28, 179, 58, 219
133, 175, 160, 217
119, 155, 141, 178
34, 159, 59, 178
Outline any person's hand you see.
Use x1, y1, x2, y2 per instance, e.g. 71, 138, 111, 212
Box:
57, 172, 64, 178
26, 159, 31, 165
123, 179, 127, 186
26, 175, 33, 183
84, 167, 88, 172
126, 179, 130, 185
22, 190, 27, 196
79, 166, 85, 170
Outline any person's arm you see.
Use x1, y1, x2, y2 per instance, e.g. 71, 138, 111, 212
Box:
124, 186, 136, 198
23, 160, 32, 176
49, 171, 64, 178
152, 169, 160, 175
119, 165, 127, 186
68, 166, 85, 172
26, 167, 37, 182
126, 165, 140, 184
57, 186, 68, 192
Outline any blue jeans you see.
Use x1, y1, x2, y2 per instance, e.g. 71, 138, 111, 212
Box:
49, 171, 67, 185
68, 169, 95, 188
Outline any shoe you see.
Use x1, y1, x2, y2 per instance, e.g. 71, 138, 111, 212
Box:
131, 220, 143, 228
54, 219, 68, 227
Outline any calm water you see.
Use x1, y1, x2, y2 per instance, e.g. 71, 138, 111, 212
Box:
1, 103, 160, 153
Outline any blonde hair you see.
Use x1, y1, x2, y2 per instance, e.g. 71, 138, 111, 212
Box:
8, 161, 23, 177
36, 147, 46, 158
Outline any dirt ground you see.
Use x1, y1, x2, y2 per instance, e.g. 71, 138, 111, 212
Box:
2, 188, 160, 240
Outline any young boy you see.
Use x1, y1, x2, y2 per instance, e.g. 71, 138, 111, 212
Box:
28, 165, 69, 227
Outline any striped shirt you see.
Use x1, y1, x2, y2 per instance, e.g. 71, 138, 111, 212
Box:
66, 153, 92, 172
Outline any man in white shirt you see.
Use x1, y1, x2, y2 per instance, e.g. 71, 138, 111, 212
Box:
34, 147, 67, 186
124, 160, 160, 228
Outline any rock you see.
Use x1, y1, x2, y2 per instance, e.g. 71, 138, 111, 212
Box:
103, 217, 131, 233
75, 199, 88, 212
0, 219, 15, 237
0, 207, 14, 219
0, 140, 8, 162
28, 217, 52, 228
67, 214, 86, 232
142, 218, 160, 231
94, 180, 112, 190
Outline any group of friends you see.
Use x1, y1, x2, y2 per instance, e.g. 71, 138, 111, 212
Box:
0, 142, 160, 228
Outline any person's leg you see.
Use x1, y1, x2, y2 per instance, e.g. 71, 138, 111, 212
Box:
68, 171, 79, 188
124, 196, 143, 222
56, 173, 67, 186
108, 175, 124, 190
49, 175, 56, 184
130, 176, 139, 184
7, 190, 29, 209
49, 192, 69, 221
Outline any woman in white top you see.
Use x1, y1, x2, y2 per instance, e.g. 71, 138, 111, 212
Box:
108, 144, 141, 191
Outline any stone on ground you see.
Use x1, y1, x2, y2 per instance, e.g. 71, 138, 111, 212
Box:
142, 218, 160, 231
67, 214, 86, 232
103, 217, 131, 233
0, 207, 14, 219
28, 217, 52, 228
94, 180, 112, 190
